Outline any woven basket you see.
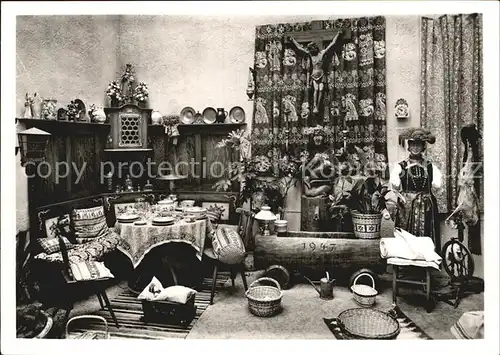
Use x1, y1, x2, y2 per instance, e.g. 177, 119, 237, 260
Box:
65, 315, 110, 339
350, 272, 378, 307
33, 311, 53, 339
351, 211, 382, 239
338, 308, 400, 339
245, 277, 283, 317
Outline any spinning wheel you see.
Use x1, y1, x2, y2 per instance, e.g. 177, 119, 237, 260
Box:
435, 236, 483, 308
442, 238, 474, 282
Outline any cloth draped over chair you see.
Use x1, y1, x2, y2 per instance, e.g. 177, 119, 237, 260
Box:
251, 17, 388, 173
420, 14, 483, 215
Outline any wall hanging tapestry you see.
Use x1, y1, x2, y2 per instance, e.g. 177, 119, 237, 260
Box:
251, 17, 388, 177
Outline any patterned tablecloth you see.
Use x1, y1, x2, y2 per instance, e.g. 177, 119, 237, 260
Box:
115, 218, 208, 269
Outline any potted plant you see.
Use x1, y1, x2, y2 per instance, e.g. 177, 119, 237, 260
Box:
330, 146, 403, 238
213, 130, 295, 215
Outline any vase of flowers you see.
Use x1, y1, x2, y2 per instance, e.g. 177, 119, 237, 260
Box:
163, 114, 180, 144
133, 82, 149, 108
106, 80, 123, 107
66, 100, 82, 121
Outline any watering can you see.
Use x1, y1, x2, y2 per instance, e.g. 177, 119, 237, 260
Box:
303, 272, 335, 300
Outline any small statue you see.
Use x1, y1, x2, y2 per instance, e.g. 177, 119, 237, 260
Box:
124, 175, 133, 192
144, 179, 153, 191
23, 93, 35, 118
289, 32, 341, 114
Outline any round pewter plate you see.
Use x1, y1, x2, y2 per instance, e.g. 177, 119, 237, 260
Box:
180, 107, 196, 124
229, 106, 246, 123
202, 107, 217, 124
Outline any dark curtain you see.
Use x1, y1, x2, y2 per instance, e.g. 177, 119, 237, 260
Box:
251, 17, 388, 174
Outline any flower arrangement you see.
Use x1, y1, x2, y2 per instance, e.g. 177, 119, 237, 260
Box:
163, 114, 180, 144
106, 80, 123, 105
66, 100, 82, 121
133, 82, 149, 103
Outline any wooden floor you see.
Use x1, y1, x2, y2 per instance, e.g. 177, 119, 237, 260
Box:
67, 273, 230, 339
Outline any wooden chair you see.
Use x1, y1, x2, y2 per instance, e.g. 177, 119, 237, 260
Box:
57, 236, 120, 328
388, 258, 435, 313
203, 207, 254, 304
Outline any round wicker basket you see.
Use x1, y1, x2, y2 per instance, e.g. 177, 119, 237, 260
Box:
351, 211, 382, 239
338, 308, 400, 339
350, 272, 378, 307
245, 277, 283, 317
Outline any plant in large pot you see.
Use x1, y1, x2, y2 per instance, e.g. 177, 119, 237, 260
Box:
346, 175, 390, 239
339, 146, 403, 239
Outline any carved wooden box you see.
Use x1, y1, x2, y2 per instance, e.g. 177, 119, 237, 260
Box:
104, 104, 151, 150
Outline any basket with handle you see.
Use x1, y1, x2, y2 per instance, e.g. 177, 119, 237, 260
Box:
245, 277, 283, 317
65, 315, 110, 339
33, 311, 53, 339
350, 272, 378, 307
338, 308, 400, 339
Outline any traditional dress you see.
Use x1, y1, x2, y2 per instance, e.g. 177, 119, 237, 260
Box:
390, 159, 442, 253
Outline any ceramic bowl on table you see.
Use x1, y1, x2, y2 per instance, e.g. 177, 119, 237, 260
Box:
183, 207, 207, 220
157, 199, 177, 212
117, 214, 139, 223
180, 200, 195, 209
151, 216, 176, 227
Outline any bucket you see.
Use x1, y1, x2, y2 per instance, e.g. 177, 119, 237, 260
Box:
351, 211, 382, 239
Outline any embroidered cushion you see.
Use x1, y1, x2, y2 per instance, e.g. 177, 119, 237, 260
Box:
69, 261, 114, 281
44, 214, 71, 239
71, 206, 110, 243
34, 231, 121, 264
212, 226, 246, 264
38, 237, 74, 255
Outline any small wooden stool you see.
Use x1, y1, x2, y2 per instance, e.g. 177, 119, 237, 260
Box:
387, 258, 436, 313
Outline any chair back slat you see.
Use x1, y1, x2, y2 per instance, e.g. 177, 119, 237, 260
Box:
57, 235, 74, 283
235, 208, 254, 248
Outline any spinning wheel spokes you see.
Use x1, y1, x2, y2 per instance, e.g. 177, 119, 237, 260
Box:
442, 239, 474, 281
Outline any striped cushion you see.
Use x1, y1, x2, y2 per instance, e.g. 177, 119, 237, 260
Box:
212, 227, 246, 264
38, 237, 74, 255
71, 206, 110, 242
69, 261, 114, 281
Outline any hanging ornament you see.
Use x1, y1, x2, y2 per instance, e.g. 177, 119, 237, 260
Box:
246, 67, 256, 101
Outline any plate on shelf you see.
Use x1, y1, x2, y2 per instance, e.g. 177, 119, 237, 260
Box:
202, 107, 217, 124
229, 106, 246, 123
134, 220, 148, 226
180, 107, 196, 124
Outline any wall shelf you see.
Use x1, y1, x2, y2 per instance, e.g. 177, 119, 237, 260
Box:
148, 122, 247, 136
17, 118, 110, 135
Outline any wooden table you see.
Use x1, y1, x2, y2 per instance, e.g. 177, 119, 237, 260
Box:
115, 218, 209, 292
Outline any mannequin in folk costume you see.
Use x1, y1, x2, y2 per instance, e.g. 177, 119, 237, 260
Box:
390, 128, 442, 252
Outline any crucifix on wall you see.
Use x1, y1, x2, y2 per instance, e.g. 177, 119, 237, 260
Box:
285, 21, 348, 116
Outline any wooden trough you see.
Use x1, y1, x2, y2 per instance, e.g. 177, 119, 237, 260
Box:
254, 231, 386, 284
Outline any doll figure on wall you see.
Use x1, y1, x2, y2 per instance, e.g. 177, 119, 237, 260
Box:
390, 128, 442, 252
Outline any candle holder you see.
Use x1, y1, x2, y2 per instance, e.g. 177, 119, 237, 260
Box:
255, 205, 277, 236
